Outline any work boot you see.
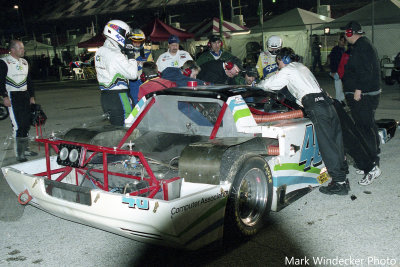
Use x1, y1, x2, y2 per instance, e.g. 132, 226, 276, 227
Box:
319, 181, 349, 195
24, 140, 38, 157
16, 137, 28, 162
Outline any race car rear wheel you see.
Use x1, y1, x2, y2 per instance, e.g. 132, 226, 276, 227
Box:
225, 155, 273, 237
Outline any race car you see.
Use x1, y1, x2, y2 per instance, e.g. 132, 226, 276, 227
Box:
1, 85, 326, 250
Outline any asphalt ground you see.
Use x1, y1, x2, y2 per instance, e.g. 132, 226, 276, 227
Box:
0, 74, 400, 267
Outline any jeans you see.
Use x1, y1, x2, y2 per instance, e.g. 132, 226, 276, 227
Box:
330, 72, 345, 102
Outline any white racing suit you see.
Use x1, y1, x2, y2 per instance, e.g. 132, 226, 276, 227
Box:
95, 39, 138, 126
256, 51, 279, 79
0, 55, 35, 161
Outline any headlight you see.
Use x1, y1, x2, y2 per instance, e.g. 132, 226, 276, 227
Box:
59, 147, 69, 161
69, 148, 80, 163
57, 144, 82, 167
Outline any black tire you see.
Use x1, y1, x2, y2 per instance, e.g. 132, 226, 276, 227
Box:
0, 103, 9, 120
225, 155, 273, 237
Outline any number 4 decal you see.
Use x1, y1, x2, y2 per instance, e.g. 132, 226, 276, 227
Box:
299, 124, 322, 171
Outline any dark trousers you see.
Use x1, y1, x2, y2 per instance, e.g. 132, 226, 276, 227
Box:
345, 94, 380, 166
9, 91, 31, 137
332, 99, 375, 173
312, 55, 323, 72
100, 89, 132, 126
302, 93, 347, 182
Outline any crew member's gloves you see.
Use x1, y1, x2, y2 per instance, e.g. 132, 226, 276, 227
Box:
125, 49, 135, 60
124, 37, 136, 60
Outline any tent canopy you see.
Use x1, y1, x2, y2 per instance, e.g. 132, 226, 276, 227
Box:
318, 0, 400, 29
24, 40, 54, 56
317, 0, 400, 59
251, 8, 333, 32
188, 17, 250, 38
143, 19, 194, 42
78, 33, 106, 48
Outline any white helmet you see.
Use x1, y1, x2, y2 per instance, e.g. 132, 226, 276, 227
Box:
103, 20, 131, 48
267, 35, 283, 55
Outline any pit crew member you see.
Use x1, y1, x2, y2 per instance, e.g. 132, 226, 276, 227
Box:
156, 35, 193, 72
196, 35, 233, 67
0, 40, 36, 162
95, 20, 138, 126
257, 47, 349, 195
256, 35, 282, 79
127, 28, 153, 104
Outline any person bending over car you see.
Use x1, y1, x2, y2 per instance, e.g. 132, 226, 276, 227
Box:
138, 62, 176, 100
257, 47, 349, 196
197, 56, 244, 85
161, 60, 206, 87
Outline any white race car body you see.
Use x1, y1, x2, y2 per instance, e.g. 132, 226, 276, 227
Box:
2, 85, 324, 250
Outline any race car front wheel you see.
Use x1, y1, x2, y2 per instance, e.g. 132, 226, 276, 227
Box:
225, 155, 273, 237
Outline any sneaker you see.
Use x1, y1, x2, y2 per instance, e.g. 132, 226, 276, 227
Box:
355, 169, 364, 175
319, 182, 349, 195
358, 166, 381, 185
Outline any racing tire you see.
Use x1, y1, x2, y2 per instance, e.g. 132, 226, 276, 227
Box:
0, 103, 9, 120
224, 155, 273, 238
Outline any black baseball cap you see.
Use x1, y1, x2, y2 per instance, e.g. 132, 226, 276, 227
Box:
229, 56, 244, 71
340, 21, 365, 34
245, 66, 258, 77
209, 35, 221, 43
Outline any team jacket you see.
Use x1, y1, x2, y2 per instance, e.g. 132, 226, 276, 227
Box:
138, 77, 176, 99
196, 50, 233, 67
156, 50, 193, 72
95, 39, 138, 91
342, 36, 381, 94
256, 51, 279, 79
0, 55, 34, 98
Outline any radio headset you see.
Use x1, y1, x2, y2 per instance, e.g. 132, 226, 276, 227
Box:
182, 68, 192, 77
224, 61, 234, 70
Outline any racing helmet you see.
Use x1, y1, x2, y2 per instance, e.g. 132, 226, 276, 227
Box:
267, 35, 283, 55
103, 20, 131, 48
128, 28, 146, 51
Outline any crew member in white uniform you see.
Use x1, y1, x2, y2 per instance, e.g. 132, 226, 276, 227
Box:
257, 47, 349, 196
156, 35, 192, 72
95, 20, 138, 126
0, 40, 36, 162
